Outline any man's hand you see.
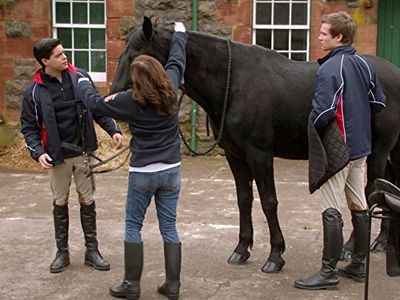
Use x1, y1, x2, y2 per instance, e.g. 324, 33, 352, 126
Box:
38, 153, 53, 169
174, 22, 186, 33
112, 133, 124, 150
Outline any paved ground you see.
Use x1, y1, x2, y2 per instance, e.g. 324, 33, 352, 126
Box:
0, 156, 399, 300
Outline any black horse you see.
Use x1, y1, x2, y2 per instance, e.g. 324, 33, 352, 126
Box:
110, 17, 400, 273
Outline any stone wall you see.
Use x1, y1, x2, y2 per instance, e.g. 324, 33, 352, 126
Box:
0, 0, 380, 132
0, 0, 51, 121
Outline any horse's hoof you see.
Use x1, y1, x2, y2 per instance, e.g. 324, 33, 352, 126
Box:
340, 248, 352, 261
227, 251, 250, 264
261, 257, 285, 273
370, 239, 386, 253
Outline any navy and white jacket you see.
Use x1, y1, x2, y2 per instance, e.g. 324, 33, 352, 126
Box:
20, 64, 121, 166
310, 45, 386, 160
77, 32, 188, 168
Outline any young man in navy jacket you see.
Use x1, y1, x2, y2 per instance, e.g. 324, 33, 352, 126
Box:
295, 11, 386, 290
20, 38, 123, 273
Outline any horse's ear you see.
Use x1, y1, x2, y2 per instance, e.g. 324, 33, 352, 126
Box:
142, 16, 153, 41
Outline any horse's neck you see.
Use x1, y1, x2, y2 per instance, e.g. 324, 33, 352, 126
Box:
184, 32, 229, 118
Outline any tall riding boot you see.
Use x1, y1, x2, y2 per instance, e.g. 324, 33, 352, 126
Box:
158, 243, 182, 300
339, 210, 368, 282
294, 208, 343, 290
50, 204, 70, 273
80, 202, 110, 270
110, 242, 143, 300
340, 230, 354, 261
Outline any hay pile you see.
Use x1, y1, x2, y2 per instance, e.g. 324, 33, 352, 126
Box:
0, 123, 131, 171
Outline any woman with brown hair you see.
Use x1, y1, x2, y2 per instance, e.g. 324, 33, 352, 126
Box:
77, 22, 187, 300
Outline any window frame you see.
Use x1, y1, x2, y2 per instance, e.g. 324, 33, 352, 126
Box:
52, 0, 107, 81
252, 0, 311, 61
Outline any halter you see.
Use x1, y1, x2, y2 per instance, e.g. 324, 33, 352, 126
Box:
179, 38, 232, 156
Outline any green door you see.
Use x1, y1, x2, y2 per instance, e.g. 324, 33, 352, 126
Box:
377, 0, 400, 67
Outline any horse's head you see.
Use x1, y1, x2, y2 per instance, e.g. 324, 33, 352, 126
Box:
110, 16, 173, 94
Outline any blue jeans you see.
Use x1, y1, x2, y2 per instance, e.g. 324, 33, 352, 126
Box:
125, 166, 181, 244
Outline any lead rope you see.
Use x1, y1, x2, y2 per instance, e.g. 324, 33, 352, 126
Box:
179, 39, 232, 156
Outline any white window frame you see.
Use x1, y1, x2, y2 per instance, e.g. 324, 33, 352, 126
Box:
252, 0, 310, 61
52, 0, 106, 81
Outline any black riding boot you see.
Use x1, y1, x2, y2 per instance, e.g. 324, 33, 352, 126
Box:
50, 204, 70, 273
80, 202, 110, 270
339, 210, 368, 282
294, 208, 343, 290
158, 242, 182, 300
110, 242, 143, 300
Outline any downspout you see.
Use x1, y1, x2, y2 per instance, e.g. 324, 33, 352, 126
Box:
190, 0, 198, 151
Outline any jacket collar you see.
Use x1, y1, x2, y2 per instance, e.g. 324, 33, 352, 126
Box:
33, 63, 78, 84
317, 45, 356, 66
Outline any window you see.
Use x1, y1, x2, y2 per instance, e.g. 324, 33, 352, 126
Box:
52, 0, 106, 81
253, 0, 310, 61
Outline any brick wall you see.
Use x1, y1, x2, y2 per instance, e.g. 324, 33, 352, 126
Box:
0, 0, 51, 122
310, 0, 378, 61
0, 0, 134, 122
216, 0, 251, 43
0, 0, 380, 122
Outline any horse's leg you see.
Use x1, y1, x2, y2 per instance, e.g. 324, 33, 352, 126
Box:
367, 138, 398, 252
370, 139, 400, 252
389, 138, 400, 186
247, 150, 285, 273
341, 141, 397, 258
225, 153, 255, 264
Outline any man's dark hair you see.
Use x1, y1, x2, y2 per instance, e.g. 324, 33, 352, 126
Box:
33, 38, 62, 68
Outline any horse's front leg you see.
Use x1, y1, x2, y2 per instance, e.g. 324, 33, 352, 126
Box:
225, 153, 255, 264
248, 150, 285, 273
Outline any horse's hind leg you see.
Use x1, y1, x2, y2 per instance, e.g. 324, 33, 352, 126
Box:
366, 139, 399, 252
370, 139, 400, 252
225, 153, 255, 264
341, 141, 397, 258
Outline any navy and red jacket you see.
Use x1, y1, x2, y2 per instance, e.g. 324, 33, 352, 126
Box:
20, 64, 121, 166
310, 45, 386, 160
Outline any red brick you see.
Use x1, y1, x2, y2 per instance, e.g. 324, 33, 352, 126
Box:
107, 0, 134, 19
237, 2, 251, 26
30, 21, 52, 40
107, 40, 125, 61
0, 80, 4, 115
107, 19, 122, 40
0, 59, 14, 80
233, 25, 251, 44
5, 39, 35, 58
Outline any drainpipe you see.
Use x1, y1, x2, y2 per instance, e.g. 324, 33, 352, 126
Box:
190, 0, 198, 152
